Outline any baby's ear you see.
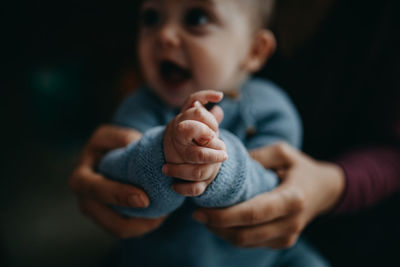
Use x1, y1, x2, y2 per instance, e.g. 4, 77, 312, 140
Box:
243, 29, 276, 72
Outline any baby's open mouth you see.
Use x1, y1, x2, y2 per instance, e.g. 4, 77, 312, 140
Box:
159, 60, 192, 86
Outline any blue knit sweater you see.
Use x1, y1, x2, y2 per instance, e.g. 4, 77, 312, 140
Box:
99, 78, 301, 217
98, 79, 327, 267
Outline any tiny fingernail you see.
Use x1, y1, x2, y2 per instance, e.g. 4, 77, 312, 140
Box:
215, 91, 223, 98
128, 195, 147, 207
194, 101, 202, 108
193, 212, 208, 224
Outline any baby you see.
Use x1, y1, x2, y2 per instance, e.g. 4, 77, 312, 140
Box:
99, 0, 329, 266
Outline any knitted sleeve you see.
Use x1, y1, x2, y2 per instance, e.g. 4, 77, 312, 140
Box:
193, 130, 279, 207
98, 126, 185, 218
193, 80, 303, 207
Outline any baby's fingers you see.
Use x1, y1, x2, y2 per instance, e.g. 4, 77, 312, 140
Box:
181, 90, 223, 112
176, 120, 224, 149
184, 146, 228, 164
171, 181, 210, 197
163, 163, 219, 181
179, 102, 219, 132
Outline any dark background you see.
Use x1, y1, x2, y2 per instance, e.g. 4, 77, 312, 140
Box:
2, 0, 400, 266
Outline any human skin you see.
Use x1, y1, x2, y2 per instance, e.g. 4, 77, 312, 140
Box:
68, 125, 166, 238
69, 126, 345, 245
138, 0, 275, 107
163, 90, 228, 196
68, 0, 281, 241
68, 91, 227, 236
193, 143, 345, 248
136, 0, 275, 195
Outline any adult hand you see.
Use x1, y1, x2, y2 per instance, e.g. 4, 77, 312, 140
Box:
69, 125, 166, 238
193, 142, 345, 249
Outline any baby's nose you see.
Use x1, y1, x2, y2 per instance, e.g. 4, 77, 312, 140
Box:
158, 23, 181, 48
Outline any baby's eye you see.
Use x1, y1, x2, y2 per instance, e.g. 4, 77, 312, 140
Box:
184, 8, 210, 27
140, 8, 160, 27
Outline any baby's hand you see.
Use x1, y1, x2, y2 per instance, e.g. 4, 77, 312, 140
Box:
163, 91, 226, 165
163, 91, 227, 196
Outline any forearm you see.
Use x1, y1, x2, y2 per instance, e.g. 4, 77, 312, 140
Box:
333, 146, 400, 214
98, 126, 185, 218
193, 130, 279, 207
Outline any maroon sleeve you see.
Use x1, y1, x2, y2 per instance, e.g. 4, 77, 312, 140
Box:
333, 144, 400, 214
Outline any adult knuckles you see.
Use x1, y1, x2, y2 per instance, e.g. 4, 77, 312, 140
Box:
289, 189, 306, 213
112, 191, 127, 206
68, 169, 85, 194
90, 125, 109, 144
273, 142, 293, 158
233, 231, 250, 247
287, 219, 304, 235
120, 133, 137, 147
83, 176, 112, 204
207, 212, 229, 227
243, 207, 263, 224
280, 235, 298, 249
93, 125, 106, 139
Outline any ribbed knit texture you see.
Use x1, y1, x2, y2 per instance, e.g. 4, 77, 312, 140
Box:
193, 129, 278, 207
99, 126, 185, 218
97, 78, 327, 267
99, 78, 300, 217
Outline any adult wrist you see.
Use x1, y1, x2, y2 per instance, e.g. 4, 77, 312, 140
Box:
317, 162, 346, 215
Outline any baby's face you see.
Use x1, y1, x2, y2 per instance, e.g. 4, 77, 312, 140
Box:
138, 0, 255, 107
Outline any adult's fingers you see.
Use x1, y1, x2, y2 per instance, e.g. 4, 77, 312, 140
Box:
79, 198, 165, 239
69, 166, 149, 208
80, 125, 142, 167
249, 142, 298, 169
162, 163, 219, 182
193, 184, 304, 227
88, 125, 142, 152
208, 214, 303, 248
251, 236, 299, 249
181, 90, 223, 112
